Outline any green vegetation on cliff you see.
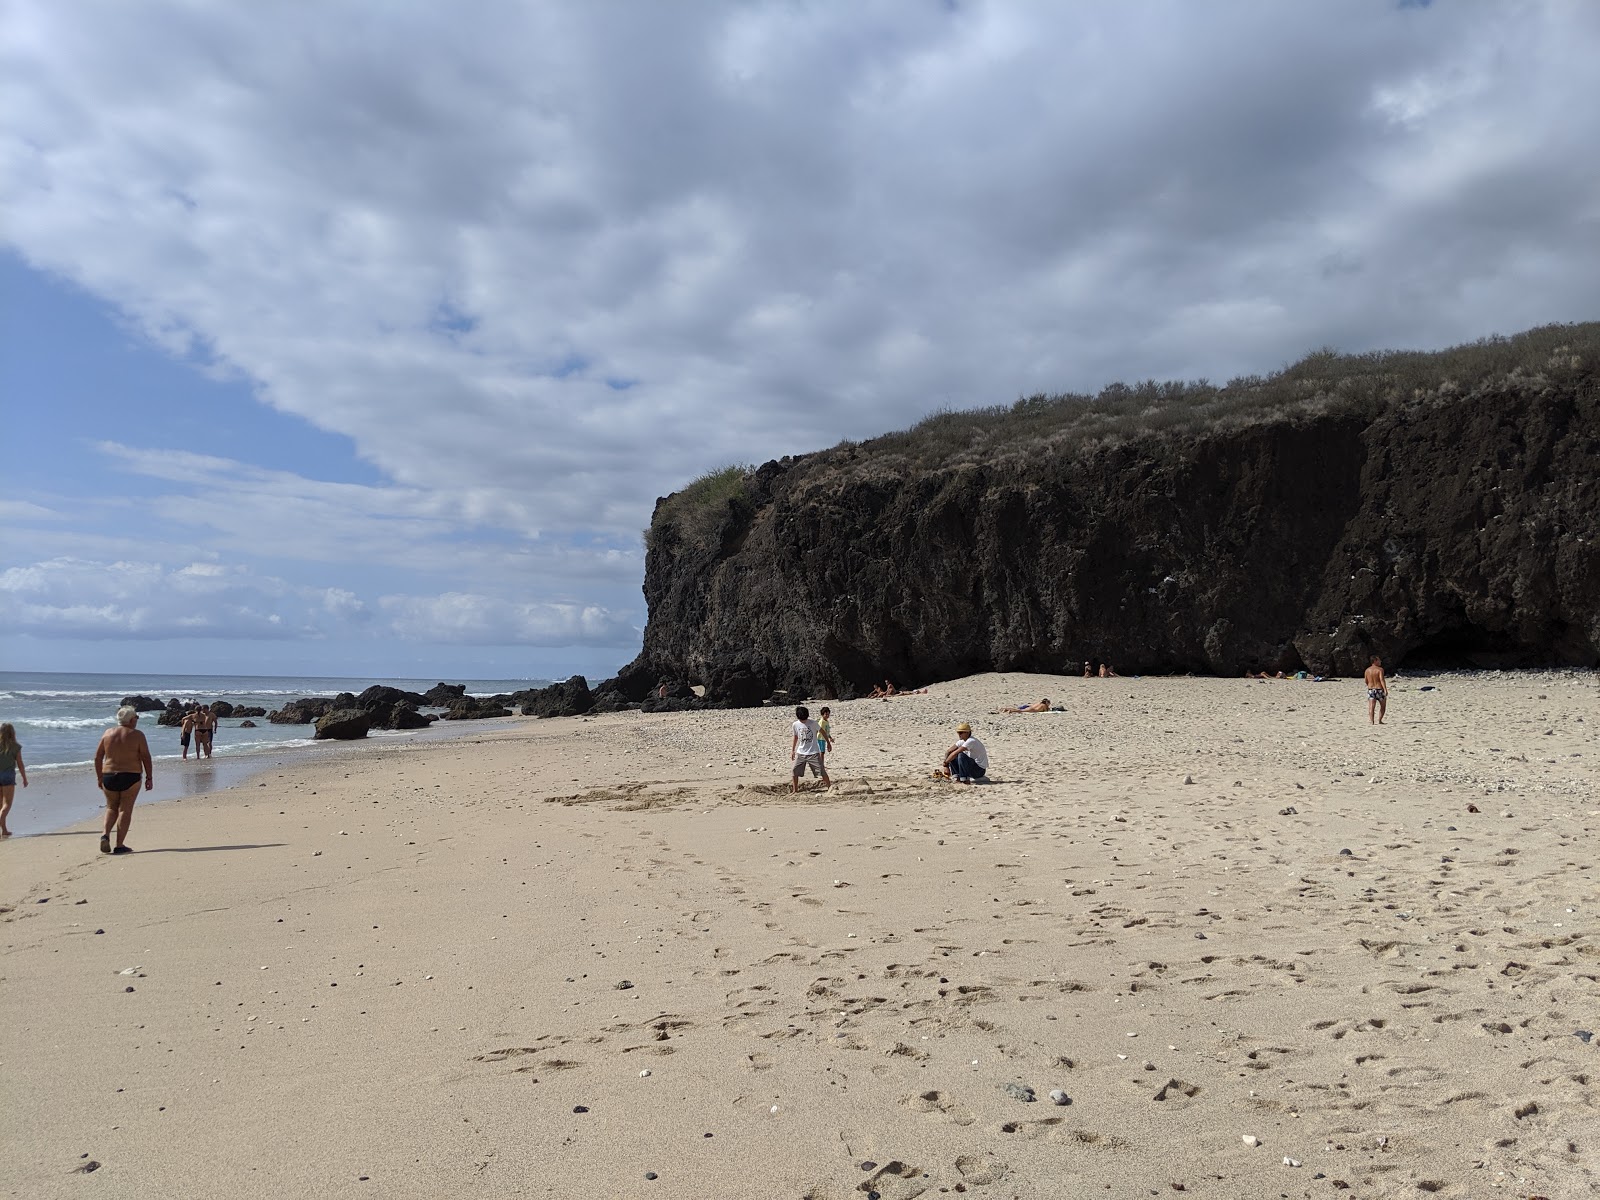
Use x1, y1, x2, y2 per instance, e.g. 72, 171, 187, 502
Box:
650, 323, 1595, 543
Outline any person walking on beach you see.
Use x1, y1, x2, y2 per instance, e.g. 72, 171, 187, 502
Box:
94, 706, 152, 854
0, 723, 28, 837
939, 721, 988, 783
817, 706, 833, 768
790, 705, 830, 792
1364, 656, 1388, 725
180, 707, 197, 759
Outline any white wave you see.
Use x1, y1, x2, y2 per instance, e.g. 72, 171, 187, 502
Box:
19, 716, 115, 730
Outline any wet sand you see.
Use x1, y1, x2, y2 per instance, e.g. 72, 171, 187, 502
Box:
1, 671, 1595, 1198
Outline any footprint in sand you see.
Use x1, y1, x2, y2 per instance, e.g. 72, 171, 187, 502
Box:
902, 1089, 976, 1127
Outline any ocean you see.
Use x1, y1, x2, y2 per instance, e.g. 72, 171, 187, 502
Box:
0, 671, 550, 837
0, 670, 550, 770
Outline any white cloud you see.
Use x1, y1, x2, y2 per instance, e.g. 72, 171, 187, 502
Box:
0, 555, 634, 648
379, 592, 637, 647
1, 1, 1597, 663
0, 557, 312, 640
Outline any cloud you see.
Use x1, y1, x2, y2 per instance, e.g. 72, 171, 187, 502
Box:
2, 1, 1597, 662
379, 592, 638, 647
0, 556, 634, 647
0, 557, 314, 640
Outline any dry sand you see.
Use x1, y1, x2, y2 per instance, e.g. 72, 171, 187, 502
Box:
2, 670, 1595, 1199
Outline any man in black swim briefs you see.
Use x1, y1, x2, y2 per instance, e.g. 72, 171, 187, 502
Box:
94, 706, 153, 854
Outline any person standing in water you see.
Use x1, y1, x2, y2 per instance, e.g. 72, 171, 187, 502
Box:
1364, 656, 1388, 725
0, 723, 28, 837
94, 706, 153, 854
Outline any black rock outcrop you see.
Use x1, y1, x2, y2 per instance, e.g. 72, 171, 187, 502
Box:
314, 709, 370, 740
270, 697, 337, 724
621, 324, 1600, 699
519, 676, 594, 718
422, 683, 468, 706
443, 698, 510, 720
121, 695, 166, 712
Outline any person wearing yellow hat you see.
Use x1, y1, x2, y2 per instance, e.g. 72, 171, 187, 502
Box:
939, 721, 988, 783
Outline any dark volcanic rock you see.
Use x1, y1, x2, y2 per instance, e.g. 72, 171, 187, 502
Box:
314, 709, 370, 740
231, 706, 267, 718
520, 676, 594, 718
239, 719, 257, 728
384, 706, 433, 730
209, 701, 235, 718
622, 326, 1600, 695
270, 697, 336, 724
444, 699, 510, 720
588, 689, 637, 714
358, 684, 427, 712
422, 683, 468, 706
639, 696, 713, 713
121, 694, 166, 712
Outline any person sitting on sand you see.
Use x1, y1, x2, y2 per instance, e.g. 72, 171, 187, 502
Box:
0, 722, 28, 837
996, 698, 1050, 713
938, 721, 988, 784
789, 705, 830, 792
1082, 661, 1093, 678
95, 706, 153, 854
1364, 655, 1388, 725
1098, 664, 1118, 678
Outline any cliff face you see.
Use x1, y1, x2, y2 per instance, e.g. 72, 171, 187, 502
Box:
625, 329, 1600, 700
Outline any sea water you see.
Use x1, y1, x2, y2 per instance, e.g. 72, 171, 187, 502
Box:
0, 671, 549, 836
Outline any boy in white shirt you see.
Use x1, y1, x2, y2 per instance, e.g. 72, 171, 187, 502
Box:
790, 705, 831, 793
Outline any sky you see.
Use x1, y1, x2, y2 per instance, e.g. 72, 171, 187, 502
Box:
3, 1, 1598, 680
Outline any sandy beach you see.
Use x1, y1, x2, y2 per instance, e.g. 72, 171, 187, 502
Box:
2, 670, 1595, 1199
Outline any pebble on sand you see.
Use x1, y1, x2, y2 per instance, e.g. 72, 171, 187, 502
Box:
1048, 1089, 1070, 1106
1242, 1135, 1260, 1147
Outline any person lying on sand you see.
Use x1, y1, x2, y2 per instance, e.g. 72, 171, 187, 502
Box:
995, 698, 1050, 713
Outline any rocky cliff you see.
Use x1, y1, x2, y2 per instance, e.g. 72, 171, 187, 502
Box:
621, 324, 1600, 700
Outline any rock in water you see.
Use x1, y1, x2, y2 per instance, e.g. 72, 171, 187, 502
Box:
314, 709, 370, 740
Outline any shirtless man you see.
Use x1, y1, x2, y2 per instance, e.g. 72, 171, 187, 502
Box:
180, 707, 198, 759
94, 706, 153, 854
1363, 656, 1388, 725
996, 698, 1050, 713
